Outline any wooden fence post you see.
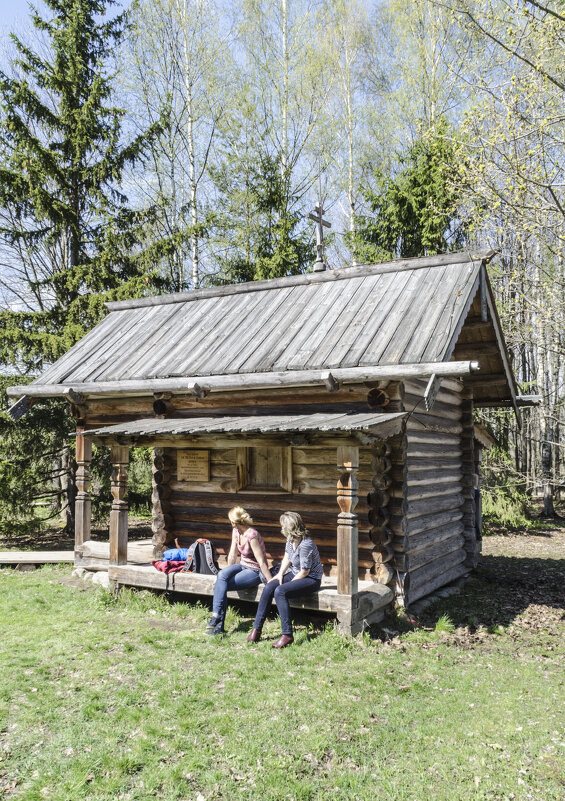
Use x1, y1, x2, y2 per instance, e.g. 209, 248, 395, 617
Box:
74, 430, 92, 549
337, 444, 359, 596
109, 445, 129, 566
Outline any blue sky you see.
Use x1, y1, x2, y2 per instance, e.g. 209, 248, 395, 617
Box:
0, 0, 37, 61
0, 0, 34, 33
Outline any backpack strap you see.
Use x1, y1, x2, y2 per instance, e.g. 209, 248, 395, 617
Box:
180, 538, 219, 574
180, 540, 198, 573
199, 538, 219, 575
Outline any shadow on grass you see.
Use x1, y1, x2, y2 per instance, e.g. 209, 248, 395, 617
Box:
411, 553, 565, 632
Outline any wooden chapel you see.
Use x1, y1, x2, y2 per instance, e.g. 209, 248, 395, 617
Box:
7, 248, 518, 634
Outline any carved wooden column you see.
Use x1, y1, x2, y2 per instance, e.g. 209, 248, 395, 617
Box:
74, 430, 92, 549
109, 445, 129, 566
368, 442, 395, 585
151, 448, 173, 559
337, 444, 359, 596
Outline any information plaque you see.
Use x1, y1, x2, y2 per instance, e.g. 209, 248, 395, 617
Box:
178, 450, 210, 482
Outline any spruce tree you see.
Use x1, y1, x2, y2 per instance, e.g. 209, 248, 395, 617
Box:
0, 0, 164, 373
210, 150, 312, 284
351, 118, 467, 262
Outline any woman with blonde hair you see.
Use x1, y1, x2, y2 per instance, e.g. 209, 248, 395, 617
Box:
206, 506, 272, 635
247, 511, 323, 648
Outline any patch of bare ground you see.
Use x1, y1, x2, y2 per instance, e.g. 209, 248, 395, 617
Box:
404, 524, 565, 651
0, 516, 152, 551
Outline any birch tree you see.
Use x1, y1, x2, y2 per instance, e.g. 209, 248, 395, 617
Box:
445, 0, 565, 512
124, 0, 231, 288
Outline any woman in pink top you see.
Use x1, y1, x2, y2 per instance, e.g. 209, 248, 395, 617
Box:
206, 506, 272, 635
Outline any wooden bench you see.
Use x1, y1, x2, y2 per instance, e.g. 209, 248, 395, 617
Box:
75, 539, 393, 633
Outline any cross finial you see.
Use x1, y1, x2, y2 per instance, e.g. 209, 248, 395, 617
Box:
308, 202, 331, 271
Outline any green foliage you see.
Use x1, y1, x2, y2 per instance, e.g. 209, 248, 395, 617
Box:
434, 613, 455, 634
481, 447, 533, 530
351, 117, 467, 262
0, 379, 151, 534
0, 0, 168, 372
210, 147, 311, 283
126, 447, 152, 516
0, 376, 73, 538
482, 487, 532, 530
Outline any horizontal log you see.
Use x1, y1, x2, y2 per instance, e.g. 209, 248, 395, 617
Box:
11, 361, 480, 399
404, 509, 464, 541
404, 397, 462, 422
391, 468, 462, 486
406, 431, 461, 447
168, 490, 348, 514
405, 448, 462, 464
405, 548, 466, 593
170, 510, 372, 538
406, 562, 469, 605
406, 415, 463, 434
403, 390, 463, 411
405, 482, 462, 503
371, 545, 394, 564
372, 562, 395, 584
169, 478, 237, 494
293, 464, 373, 482
404, 376, 464, 397
293, 479, 340, 495
291, 448, 373, 466
390, 492, 463, 521
396, 533, 465, 572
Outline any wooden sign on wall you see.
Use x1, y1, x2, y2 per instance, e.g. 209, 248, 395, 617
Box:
178, 449, 210, 482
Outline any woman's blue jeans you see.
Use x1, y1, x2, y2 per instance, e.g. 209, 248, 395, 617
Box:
253, 573, 321, 636
212, 564, 261, 623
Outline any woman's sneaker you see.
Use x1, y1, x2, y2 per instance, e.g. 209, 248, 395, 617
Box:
206, 615, 219, 630
206, 622, 225, 636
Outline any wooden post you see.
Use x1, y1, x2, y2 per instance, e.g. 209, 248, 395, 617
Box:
151, 447, 172, 559
109, 445, 129, 566
74, 431, 92, 548
337, 444, 359, 596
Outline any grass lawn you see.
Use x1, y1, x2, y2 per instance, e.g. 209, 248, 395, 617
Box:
0, 529, 564, 801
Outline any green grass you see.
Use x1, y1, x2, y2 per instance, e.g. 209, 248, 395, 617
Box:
0, 566, 563, 801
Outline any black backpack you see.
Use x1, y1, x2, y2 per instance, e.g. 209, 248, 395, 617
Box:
181, 538, 219, 575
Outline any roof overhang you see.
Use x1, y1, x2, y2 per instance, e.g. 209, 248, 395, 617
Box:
84, 412, 408, 447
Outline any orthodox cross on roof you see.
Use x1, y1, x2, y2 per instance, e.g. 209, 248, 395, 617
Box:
308, 202, 331, 271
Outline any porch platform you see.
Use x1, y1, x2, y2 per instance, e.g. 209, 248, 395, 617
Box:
75, 539, 394, 633
0, 550, 75, 565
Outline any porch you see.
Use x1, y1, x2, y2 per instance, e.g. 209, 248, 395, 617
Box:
75, 412, 406, 634
74, 538, 394, 634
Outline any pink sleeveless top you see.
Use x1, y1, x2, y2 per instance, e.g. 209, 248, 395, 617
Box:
235, 527, 267, 571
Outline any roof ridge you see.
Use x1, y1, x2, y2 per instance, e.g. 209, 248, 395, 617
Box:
105, 248, 495, 312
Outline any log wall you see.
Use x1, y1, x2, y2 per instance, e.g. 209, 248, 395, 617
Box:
81, 386, 370, 427
398, 378, 467, 605
166, 444, 379, 580
81, 377, 476, 597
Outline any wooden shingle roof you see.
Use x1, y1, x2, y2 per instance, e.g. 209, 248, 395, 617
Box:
8, 249, 517, 408
86, 412, 408, 444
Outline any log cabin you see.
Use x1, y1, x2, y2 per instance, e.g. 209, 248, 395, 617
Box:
7, 248, 518, 634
